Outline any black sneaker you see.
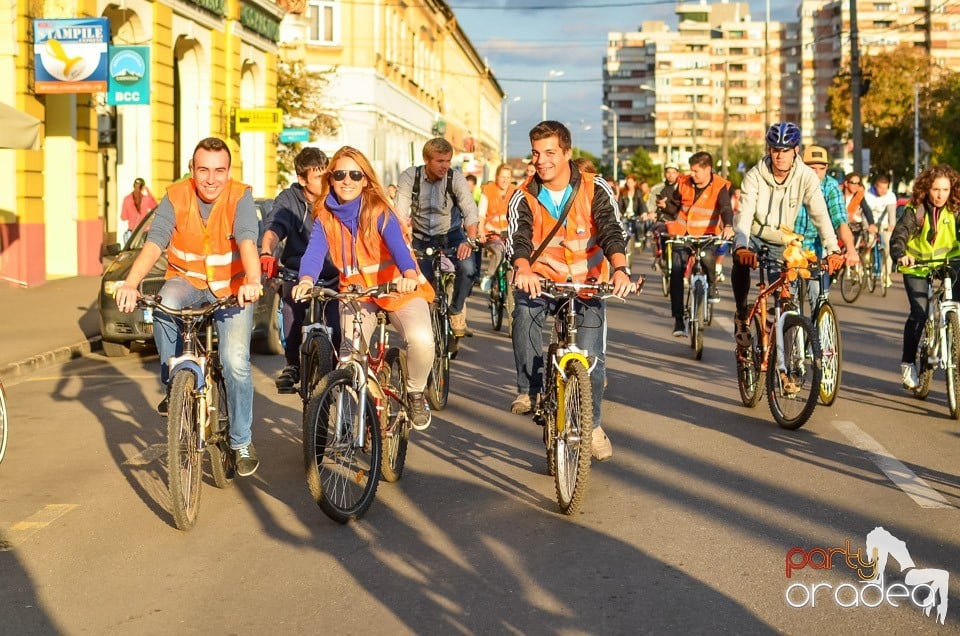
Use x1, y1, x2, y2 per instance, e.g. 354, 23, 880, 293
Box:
672, 319, 686, 337
408, 392, 432, 431
735, 318, 752, 348
234, 443, 260, 477
709, 286, 721, 304
275, 365, 300, 394
157, 396, 169, 416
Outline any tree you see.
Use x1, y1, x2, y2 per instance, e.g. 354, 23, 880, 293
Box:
275, 61, 339, 188
620, 146, 660, 185
713, 139, 764, 189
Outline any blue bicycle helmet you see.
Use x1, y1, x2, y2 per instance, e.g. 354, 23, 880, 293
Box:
766, 122, 801, 149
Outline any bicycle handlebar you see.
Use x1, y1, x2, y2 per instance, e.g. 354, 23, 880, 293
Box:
305, 282, 399, 301
538, 277, 643, 298
136, 294, 239, 317
666, 236, 731, 249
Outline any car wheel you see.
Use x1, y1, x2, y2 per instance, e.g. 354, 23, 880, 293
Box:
102, 340, 131, 357
252, 286, 284, 356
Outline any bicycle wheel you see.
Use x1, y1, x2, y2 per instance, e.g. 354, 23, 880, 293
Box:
426, 306, 450, 411
624, 233, 635, 270
167, 370, 204, 530
946, 313, 960, 419
880, 245, 890, 298
302, 332, 335, 404
379, 348, 409, 482
206, 375, 235, 489
691, 281, 704, 359
816, 302, 842, 406
864, 249, 877, 293
767, 314, 821, 430
489, 285, 503, 331
304, 369, 381, 523
660, 272, 669, 297
553, 359, 593, 515
914, 322, 934, 399
737, 313, 764, 407
0, 381, 7, 465
839, 266, 863, 303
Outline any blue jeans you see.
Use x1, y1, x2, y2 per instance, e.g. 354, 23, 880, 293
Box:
153, 277, 256, 449
414, 234, 477, 315
511, 290, 606, 425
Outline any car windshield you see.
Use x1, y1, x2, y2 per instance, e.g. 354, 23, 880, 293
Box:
125, 209, 155, 251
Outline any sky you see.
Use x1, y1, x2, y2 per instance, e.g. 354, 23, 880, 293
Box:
451, 0, 799, 159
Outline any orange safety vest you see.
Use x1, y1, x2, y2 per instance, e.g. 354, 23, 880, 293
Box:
668, 174, 729, 237
520, 176, 609, 284
319, 206, 435, 311
164, 179, 250, 297
846, 189, 865, 223
481, 182, 515, 236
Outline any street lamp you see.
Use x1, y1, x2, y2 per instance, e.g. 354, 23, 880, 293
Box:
541, 69, 564, 121
600, 105, 619, 183
501, 95, 521, 163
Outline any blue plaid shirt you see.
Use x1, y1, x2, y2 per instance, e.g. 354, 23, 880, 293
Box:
795, 174, 846, 256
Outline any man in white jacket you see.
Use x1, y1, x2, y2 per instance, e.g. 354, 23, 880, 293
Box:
731, 122, 842, 345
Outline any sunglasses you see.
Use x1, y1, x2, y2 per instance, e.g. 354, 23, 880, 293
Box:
847, 180, 861, 185
331, 170, 364, 182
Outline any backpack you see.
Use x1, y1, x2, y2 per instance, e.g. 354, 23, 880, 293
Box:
410, 166, 463, 234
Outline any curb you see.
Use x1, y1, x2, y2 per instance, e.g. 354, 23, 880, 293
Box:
0, 336, 102, 383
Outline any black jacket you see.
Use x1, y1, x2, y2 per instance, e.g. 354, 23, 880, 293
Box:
266, 184, 338, 280
617, 190, 647, 218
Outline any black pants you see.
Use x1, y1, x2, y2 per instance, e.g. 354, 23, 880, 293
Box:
281, 280, 341, 367
670, 246, 717, 321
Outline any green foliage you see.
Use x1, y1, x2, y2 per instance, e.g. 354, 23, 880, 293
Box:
620, 146, 660, 185
275, 61, 339, 188
717, 139, 764, 189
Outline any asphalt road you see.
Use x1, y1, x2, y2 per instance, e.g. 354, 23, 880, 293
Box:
1, 270, 959, 634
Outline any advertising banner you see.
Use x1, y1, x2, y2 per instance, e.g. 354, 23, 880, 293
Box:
34, 18, 110, 94
107, 46, 150, 105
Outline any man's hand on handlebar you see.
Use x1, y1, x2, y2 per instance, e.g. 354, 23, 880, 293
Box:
115, 283, 141, 313
456, 240, 475, 262
826, 252, 845, 275
843, 247, 860, 267
611, 269, 638, 298
238, 281, 263, 307
735, 247, 758, 269
512, 264, 542, 299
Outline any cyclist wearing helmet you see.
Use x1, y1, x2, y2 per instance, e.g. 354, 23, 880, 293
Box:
731, 122, 843, 345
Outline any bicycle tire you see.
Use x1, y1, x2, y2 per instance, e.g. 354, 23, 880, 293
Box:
303, 369, 381, 523
301, 333, 336, 406
704, 286, 714, 326
380, 348, 409, 482
489, 284, 504, 331
0, 381, 7, 466
880, 246, 890, 298
816, 302, 842, 406
660, 272, 669, 297
766, 314, 821, 430
426, 305, 450, 411
914, 323, 934, 399
206, 375, 235, 489
947, 313, 960, 419
541, 345, 558, 477
839, 266, 863, 303
737, 313, 764, 408
553, 359, 593, 515
167, 370, 204, 530
864, 248, 877, 293
692, 281, 704, 359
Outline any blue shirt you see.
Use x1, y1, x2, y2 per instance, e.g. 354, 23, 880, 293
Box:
537, 185, 572, 221
795, 175, 846, 255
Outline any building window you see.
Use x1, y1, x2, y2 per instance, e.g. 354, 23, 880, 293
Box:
307, 0, 339, 45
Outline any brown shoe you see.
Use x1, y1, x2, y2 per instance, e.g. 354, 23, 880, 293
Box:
592, 427, 613, 461
450, 311, 467, 337
510, 393, 532, 414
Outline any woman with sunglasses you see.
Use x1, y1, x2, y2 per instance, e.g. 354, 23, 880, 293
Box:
293, 146, 436, 429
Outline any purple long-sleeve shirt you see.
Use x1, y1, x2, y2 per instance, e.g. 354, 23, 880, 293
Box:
298, 193, 416, 281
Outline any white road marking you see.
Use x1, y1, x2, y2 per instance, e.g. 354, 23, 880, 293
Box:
0, 504, 79, 550
833, 420, 953, 509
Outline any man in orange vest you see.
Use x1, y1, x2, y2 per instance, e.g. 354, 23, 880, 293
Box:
662, 151, 735, 336
478, 163, 517, 291
507, 121, 638, 461
114, 137, 264, 477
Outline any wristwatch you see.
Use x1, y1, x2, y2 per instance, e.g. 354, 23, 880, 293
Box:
614, 265, 632, 276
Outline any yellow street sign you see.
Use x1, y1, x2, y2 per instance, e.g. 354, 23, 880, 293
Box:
234, 108, 283, 133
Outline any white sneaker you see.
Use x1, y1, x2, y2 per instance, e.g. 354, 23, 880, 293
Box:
480, 276, 492, 292
592, 427, 613, 461
901, 363, 919, 390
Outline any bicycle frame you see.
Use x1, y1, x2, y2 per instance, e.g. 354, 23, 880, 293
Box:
924, 267, 958, 370
746, 255, 807, 375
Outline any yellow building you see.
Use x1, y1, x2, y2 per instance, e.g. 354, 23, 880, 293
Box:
0, 0, 282, 286
277, 0, 503, 185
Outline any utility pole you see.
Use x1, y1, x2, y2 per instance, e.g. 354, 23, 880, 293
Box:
721, 61, 730, 178
850, 0, 863, 173
764, 0, 771, 131
914, 83, 920, 179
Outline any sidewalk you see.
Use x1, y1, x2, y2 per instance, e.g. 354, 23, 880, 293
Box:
0, 275, 103, 381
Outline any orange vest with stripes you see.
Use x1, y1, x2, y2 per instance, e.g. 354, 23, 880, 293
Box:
846, 189, 865, 223
482, 182, 515, 236
164, 179, 250, 297
319, 205, 435, 311
521, 176, 609, 284
671, 174, 729, 237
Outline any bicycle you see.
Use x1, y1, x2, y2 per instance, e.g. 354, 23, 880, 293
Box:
414, 244, 458, 411
902, 259, 960, 419
837, 232, 867, 304
0, 378, 7, 466
294, 275, 338, 411
863, 223, 891, 297
796, 258, 843, 406
137, 294, 238, 531
735, 245, 823, 430
486, 235, 515, 332
532, 279, 636, 515
667, 236, 729, 360
303, 283, 412, 523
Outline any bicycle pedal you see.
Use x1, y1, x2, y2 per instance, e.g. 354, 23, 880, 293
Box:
276, 385, 298, 395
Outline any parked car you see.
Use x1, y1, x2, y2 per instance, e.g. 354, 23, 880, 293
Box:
98, 198, 284, 357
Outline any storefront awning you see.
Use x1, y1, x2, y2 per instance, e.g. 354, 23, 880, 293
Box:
0, 101, 41, 150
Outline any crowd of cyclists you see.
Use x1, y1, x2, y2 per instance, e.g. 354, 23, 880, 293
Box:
114, 119, 960, 481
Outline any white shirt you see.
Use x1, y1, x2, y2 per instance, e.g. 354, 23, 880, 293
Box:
865, 188, 897, 228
